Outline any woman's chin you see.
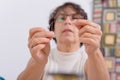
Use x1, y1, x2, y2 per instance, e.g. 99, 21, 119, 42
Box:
61, 38, 73, 43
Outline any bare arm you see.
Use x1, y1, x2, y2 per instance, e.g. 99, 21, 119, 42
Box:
85, 50, 110, 80
17, 58, 45, 80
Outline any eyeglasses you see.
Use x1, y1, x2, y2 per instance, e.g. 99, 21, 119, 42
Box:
54, 13, 83, 22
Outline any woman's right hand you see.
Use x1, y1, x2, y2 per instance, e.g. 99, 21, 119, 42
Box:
28, 27, 54, 64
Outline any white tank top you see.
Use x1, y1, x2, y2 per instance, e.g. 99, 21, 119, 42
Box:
42, 45, 88, 80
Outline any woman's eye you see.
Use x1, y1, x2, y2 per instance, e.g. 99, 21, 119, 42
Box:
57, 17, 65, 22
72, 15, 82, 20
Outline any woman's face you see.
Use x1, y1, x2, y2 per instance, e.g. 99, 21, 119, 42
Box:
54, 6, 81, 44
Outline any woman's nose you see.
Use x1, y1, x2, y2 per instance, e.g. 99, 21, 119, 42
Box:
64, 16, 72, 24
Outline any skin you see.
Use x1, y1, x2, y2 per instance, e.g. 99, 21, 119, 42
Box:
17, 6, 110, 80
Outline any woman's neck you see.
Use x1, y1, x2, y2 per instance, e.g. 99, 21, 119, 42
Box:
57, 42, 80, 52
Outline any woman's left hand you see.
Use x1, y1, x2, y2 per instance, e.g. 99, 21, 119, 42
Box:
74, 19, 102, 56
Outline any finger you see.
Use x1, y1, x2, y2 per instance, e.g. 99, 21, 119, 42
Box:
79, 37, 100, 48
79, 25, 102, 36
80, 38, 100, 48
31, 31, 54, 40
30, 44, 48, 61
74, 19, 101, 30
28, 37, 50, 49
29, 27, 47, 40
31, 44, 46, 52
33, 43, 50, 56
80, 33, 101, 41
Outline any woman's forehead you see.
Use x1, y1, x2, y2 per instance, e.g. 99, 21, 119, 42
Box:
57, 6, 76, 14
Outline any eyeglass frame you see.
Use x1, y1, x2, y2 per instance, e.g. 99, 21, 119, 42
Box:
54, 13, 84, 22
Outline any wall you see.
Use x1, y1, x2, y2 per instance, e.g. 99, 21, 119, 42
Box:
0, 0, 93, 80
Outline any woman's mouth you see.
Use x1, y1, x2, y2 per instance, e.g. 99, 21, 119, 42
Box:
62, 29, 73, 33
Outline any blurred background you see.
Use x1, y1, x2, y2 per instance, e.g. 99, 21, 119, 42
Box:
0, 0, 93, 80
